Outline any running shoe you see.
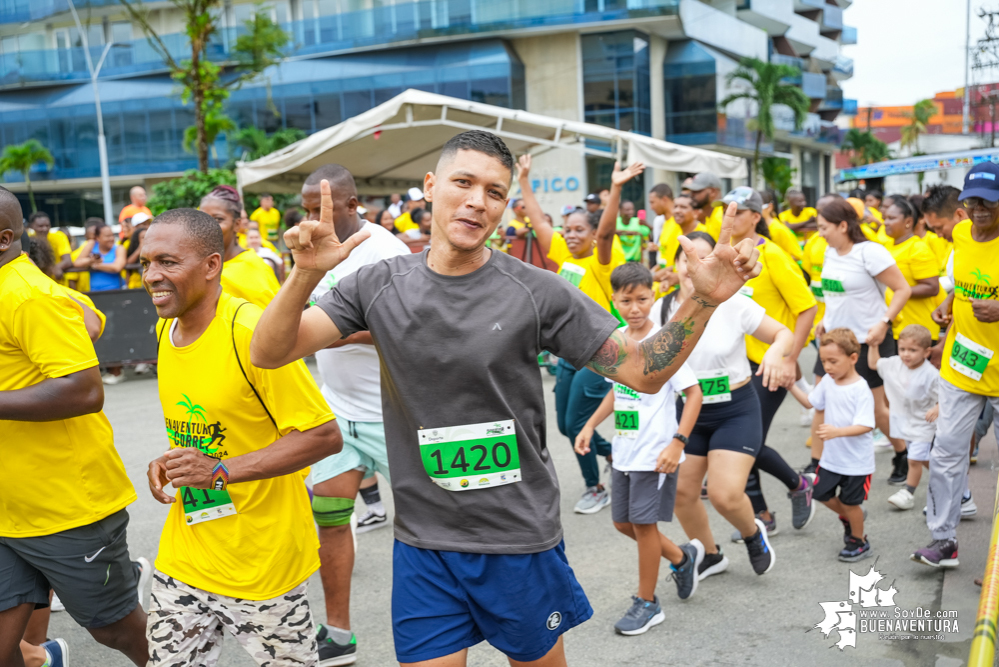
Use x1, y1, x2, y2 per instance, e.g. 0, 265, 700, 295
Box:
317, 624, 357, 666
839, 535, 872, 562
731, 512, 777, 543
39, 639, 68, 667
911, 538, 959, 568
574, 486, 609, 514
697, 549, 729, 581
801, 460, 818, 478
101, 373, 126, 385
962, 494, 978, 518
700, 479, 708, 500
887, 451, 908, 485
788, 476, 815, 530
744, 518, 775, 575
613, 596, 665, 636
838, 508, 868, 544
971, 441, 979, 465
872, 429, 890, 448
355, 510, 388, 534
670, 539, 704, 600
134, 363, 153, 375
887, 488, 914, 510
50, 592, 65, 612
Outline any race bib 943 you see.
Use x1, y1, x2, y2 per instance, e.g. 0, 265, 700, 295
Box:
949, 333, 994, 382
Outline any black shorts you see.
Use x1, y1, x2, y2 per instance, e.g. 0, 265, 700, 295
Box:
812, 467, 872, 506
0, 509, 139, 628
611, 469, 678, 524
814, 334, 896, 389
676, 382, 762, 458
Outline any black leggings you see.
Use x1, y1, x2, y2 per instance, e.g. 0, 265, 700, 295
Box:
745, 362, 801, 514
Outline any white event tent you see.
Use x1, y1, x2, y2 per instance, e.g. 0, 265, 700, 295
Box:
236, 89, 747, 194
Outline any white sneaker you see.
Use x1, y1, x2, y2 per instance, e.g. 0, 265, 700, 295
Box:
574, 486, 610, 514
50, 592, 65, 612
887, 488, 914, 510
872, 429, 890, 448
101, 373, 126, 385
962, 494, 978, 518
799, 406, 814, 427
134, 363, 152, 374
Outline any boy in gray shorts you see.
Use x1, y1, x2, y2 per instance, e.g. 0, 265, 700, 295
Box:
575, 263, 705, 637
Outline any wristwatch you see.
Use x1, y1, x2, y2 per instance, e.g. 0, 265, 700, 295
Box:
880, 316, 892, 325
672, 433, 689, 447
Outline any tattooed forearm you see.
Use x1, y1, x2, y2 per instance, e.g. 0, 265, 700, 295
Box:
690, 294, 717, 309
587, 329, 629, 377
640, 318, 695, 376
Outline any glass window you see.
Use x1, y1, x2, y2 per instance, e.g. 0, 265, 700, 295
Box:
581, 30, 650, 135
470, 77, 510, 107
111, 22, 132, 43
314, 94, 342, 130
342, 90, 371, 118
255, 101, 283, 133
123, 112, 149, 162
283, 96, 314, 132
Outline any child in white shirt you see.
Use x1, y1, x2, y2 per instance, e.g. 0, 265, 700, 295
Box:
869, 324, 939, 511
576, 264, 703, 636
791, 328, 875, 563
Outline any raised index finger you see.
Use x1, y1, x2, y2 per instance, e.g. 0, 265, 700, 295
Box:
715, 201, 738, 247
321, 179, 336, 235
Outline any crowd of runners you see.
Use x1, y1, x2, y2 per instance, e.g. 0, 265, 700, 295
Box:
1, 128, 997, 667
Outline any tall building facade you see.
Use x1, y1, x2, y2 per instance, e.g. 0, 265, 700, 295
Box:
0, 0, 856, 220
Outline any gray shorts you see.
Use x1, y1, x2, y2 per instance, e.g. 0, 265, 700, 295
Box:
611, 468, 678, 525
0, 509, 139, 628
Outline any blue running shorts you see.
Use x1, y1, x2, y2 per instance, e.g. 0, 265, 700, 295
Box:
392, 539, 592, 663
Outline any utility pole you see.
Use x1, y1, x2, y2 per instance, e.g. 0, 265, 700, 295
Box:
965, 0, 971, 134
68, 0, 117, 226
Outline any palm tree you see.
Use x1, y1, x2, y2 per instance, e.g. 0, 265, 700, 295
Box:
0, 139, 55, 213
900, 99, 937, 155
841, 128, 891, 166
232, 126, 307, 161
720, 57, 811, 187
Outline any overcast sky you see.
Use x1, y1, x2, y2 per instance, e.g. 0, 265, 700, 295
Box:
841, 0, 988, 107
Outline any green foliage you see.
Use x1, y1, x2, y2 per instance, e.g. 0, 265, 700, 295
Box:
0, 139, 55, 212
901, 99, 937, 153
719, 57, 812, 187
147, 169, 236, 215
119, 0, 292, 172
841, 129, 892, 166
762, 157, 796, 199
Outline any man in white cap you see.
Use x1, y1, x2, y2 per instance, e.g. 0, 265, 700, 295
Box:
394, 187, 426, 233
688, 172, 724, 240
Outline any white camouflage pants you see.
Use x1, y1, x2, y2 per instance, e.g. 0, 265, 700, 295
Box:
146, 570, 318, 667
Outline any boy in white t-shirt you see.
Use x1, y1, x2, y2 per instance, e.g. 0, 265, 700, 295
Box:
576, 264, 703, 636
869, 324, 940, 511
791, 328, 876, 563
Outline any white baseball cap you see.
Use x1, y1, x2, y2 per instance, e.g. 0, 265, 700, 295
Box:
130, 212, 152, 225
407, 187, 425, 202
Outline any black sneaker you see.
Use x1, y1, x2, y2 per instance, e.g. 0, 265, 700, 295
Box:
888, 451, 908, 485
697, 548, 729, 581
355, 509, 388, 534
802, 460, 818, 477
744, 518, 775, 575
670, 539, 704, 600
839, 535, 872, 562
788, 476, 815, 530
317, 624, 357, 666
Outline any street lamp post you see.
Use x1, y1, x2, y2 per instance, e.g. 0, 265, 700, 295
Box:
67, 0, 118, 226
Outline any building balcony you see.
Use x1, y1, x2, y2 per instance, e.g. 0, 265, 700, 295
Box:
820, 3, 842, 32
842, 98, 857, 115
819, 85, 843, 110
0, 0, 681, 87
0, 0, 124, 25
771, 53, 805, 70
841, 25, 857, 44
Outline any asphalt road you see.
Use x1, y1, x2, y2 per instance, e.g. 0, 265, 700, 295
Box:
48, 346, 994, 667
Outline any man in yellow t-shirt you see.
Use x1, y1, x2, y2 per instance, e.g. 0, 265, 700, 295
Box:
688, 171, 724, 240
912, 164, 999, 569
0, 187, 149, 666
655, 194, 706, 292
249, 193, 282, 243
777, 189, 818, 241
140, 209, 340, 665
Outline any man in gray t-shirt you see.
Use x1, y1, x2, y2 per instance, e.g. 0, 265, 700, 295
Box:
251, 130, 760, 666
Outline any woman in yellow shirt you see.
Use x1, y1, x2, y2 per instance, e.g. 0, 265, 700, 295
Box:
528, 156, 640, 514
200, 185, 281, 309
721, 187, 817, 536
882, 197, 942, 340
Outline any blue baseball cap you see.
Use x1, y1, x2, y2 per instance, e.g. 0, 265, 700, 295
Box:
959, 162, 999, 202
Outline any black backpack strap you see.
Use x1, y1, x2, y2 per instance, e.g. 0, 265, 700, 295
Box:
156, 319, 168, 355
231, 302, 278, 429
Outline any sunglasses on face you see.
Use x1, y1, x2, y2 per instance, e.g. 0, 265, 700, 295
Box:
962, 197, 999, 210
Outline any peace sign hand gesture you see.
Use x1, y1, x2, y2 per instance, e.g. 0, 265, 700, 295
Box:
283, 179, 369, 274
678, 202, 762, 306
